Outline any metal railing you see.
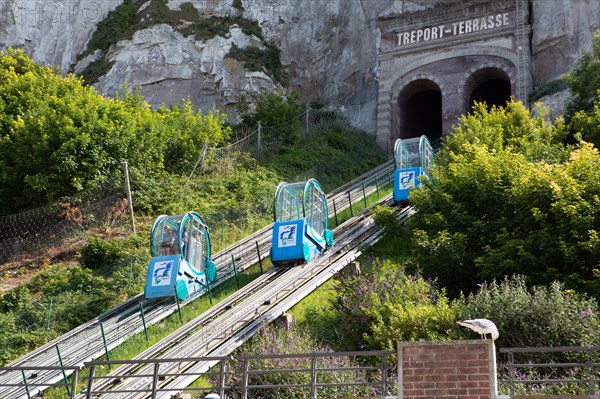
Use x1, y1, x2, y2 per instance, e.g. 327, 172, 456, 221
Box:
0, 366, 80, 399
498, 346, 600, 396
80, 351, 394, 399
0, 351, 394, 399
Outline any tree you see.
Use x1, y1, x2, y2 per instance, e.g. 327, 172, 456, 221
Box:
237, 91, 303, 147
0, 49, 230, 214
565, 30, 600, 123
409, 101, 600, 298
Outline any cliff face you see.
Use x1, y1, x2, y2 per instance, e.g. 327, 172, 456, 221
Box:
0, 0, 598, 130
531, 0, 600, 86
0, 1, 121, 71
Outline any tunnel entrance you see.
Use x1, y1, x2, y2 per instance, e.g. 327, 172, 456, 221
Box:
466, 68, 511, 111
398, 79, 442, 144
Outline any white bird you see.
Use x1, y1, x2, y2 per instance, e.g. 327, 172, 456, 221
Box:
458, 318, 499, 341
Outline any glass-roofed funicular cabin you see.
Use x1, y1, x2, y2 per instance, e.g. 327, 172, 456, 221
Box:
271, 179, 334, 266
144, 211, 217, 301
393, 135, 434, 203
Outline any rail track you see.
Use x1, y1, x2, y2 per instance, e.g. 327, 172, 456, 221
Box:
83, 197, 413, 399
0, 160, 395, 399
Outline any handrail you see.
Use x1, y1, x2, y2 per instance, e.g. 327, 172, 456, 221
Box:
498, 346, 600, 397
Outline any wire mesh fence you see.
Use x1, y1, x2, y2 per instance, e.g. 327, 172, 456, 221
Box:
0, 187, 127, 268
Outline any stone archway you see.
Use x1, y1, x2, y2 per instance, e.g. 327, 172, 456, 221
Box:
376, 0, 530, 152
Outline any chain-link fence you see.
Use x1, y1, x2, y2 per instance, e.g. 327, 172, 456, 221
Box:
0, 186, 127, 268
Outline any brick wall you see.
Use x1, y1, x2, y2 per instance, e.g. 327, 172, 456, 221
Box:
398, 340, 497, 399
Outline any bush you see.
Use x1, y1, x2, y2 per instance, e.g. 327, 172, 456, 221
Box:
80, 236, 127, 270
228, 43, 284, 83
236, 91, 303, 147
0, 49, 230, 215
329, 258, 456, 352
453, 275, 600, 348
408, 101, 600, 298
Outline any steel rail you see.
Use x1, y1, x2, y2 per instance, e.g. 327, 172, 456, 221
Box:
0, 160, 396, 399
83, 196, 411, 399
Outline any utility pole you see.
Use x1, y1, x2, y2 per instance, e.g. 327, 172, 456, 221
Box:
122, 161, 136, 234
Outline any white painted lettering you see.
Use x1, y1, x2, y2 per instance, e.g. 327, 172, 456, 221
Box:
480, 17, 487, 29
394, 11, 511, 47
452, 22, 459, 35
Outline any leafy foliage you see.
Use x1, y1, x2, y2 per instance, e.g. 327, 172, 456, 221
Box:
328, 258, 456, 352
454, 275, 600, 348
0, 49, 230, 215
228, 43, 284, 83
570, 97, 600, 151
408, 101, 600, 299
528, 79, 568, 103
237, 91, 303, 147
565, 30, 600, 121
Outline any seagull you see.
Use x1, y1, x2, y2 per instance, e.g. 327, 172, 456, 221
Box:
458, 318, 499, 341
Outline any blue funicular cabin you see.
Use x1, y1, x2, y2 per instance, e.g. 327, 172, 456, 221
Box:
144, 211, 217, 301
393, 135, 434, 203
271, 179, 334, 266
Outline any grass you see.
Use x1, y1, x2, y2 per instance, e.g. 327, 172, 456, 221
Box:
39, 179, 399, 397
328, 179, 393, 230
259, 122, 388, 193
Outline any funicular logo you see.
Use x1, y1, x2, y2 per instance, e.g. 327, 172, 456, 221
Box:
399, 171, 416, 190
152, 260, 173, 286
278, 225, 297, 248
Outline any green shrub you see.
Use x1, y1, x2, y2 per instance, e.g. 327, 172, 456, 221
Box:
80, 236, 126, 270
228, 43, 283, 83
0, 49, 230, 215
528, 79, 568, 103
453, 275, 600, 348
237, 91, 303, 147
329, 258, 456, 352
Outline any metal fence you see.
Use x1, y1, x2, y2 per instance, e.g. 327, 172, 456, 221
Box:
0, 188, 126, 266
498, 346, 600, 396
0, 351, 394, 399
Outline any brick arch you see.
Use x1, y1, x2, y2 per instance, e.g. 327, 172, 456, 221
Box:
459, 61, 516, 111
391, 75, 444, 141
391, 73, 446, 104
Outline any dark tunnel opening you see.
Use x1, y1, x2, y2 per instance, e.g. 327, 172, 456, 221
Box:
469, 78, 512, 110
399, 81, 442, 144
